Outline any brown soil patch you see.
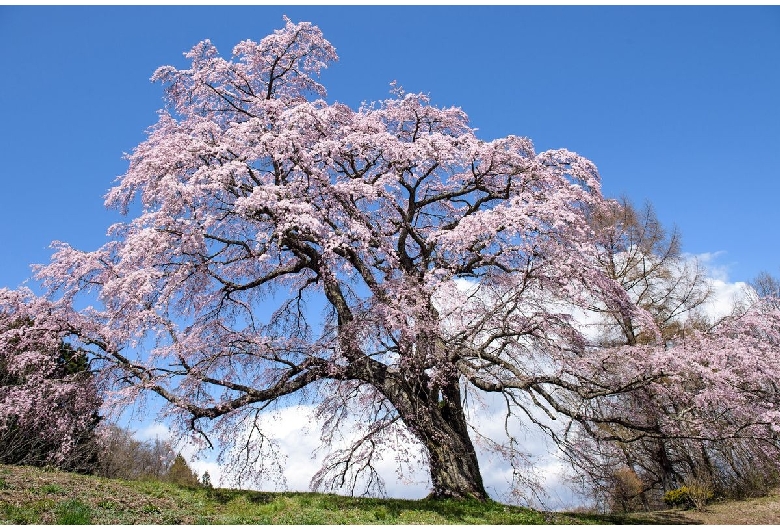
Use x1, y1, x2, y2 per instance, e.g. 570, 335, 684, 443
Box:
609, 488, 780, 525
684, 488, 780, 525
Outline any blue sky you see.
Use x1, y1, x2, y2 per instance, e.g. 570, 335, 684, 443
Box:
1, 5, 779, 291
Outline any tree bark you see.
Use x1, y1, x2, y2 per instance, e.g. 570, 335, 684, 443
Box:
425, 385, 487, 500
387, 378, 488, 500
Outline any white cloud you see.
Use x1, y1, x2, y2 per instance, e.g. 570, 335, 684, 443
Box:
197, 397, 587, 509
134, 421, 171, 442
121, 404, 431, 495
687, 251, 750, 321
690, 251, 731, 283
224, 404, 431, 498
703, 278, 749, 320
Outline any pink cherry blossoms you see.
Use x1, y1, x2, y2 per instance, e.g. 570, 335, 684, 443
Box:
0, 287, 101, 471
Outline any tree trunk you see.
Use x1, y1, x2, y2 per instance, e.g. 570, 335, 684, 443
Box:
388, 378, 488, 500
424, 390, 487, 500
655, 439, 677, 492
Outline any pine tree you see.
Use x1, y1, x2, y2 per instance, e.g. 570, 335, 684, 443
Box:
165, 453, 199, 487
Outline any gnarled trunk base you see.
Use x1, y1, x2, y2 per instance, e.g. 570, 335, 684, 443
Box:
425, 430, 487, 500
392, 380, 487, 500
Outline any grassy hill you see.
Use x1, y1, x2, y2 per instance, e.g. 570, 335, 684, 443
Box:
2, 463, 778, 525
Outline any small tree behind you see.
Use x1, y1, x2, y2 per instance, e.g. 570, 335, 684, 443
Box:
166, 453, 200, 487
567, 204, 780, 510
752, 270, 780, 307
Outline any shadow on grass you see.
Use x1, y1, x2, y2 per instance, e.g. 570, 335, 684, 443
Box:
205, 487, 277, 505
148, 481, 707, 525
202, 489, 526, 523
320, 495, 542, 523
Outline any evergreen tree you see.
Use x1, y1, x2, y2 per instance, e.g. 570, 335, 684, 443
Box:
166, 453, 199, 487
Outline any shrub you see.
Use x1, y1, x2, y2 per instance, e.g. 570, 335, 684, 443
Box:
684, 477, 714, 511
608, 467, 645, 513
664, 483, 713, 510
664, 486, 693, 508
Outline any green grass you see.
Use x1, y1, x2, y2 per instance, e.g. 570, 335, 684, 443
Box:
0, 463, 697, 525
54, 499, 93, 525
38, 484, 67, 495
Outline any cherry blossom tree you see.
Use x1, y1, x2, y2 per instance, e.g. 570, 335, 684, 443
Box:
0, 287, 101, 472
566, 291, 780, 508
548, 199, 780, 509
32, 18, 780, 500
569, 198, 714, 508
559, 202, 780, 509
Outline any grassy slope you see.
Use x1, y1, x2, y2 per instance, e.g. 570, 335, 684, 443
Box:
2, 463, 778, 525
0, 464, 578, 525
